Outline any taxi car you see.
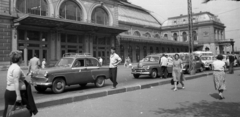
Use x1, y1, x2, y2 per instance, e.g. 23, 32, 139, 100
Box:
131, 54, 173, 79
31, 53, 109, 94
201, 55, 214, 70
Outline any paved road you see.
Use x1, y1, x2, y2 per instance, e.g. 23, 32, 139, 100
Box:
33, 70, 240, 117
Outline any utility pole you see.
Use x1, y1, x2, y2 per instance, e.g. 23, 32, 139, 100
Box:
187, 0, 194, 74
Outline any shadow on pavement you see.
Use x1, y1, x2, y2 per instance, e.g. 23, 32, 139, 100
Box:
210, 93, 220, 100
151, 100, 240, 117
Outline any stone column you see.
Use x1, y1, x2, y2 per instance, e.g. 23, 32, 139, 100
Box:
11, 24, 18, 51
50, 31, 56, 61
56, 32, 61, 60
84, 34, 90, 53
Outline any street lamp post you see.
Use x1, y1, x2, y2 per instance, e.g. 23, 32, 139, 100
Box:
187, 0, 194, 74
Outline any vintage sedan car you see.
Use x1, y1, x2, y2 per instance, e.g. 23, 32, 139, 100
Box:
182, 55, 205, 74
201, 55, 214, 70
31, 53, 109, 94
131, 54, 173, 79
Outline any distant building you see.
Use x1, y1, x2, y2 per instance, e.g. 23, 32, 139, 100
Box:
162, 11, 234, 55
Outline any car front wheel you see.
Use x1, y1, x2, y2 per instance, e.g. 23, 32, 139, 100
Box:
150, 69, 157, 79
199, 66, 204, 72
52, 78, 66, 94
35, 86, 47, 93
95, 77, 105, 88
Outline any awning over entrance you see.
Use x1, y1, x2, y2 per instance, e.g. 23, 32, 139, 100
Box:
120, 35, 191, 46
14, 14, 127, 34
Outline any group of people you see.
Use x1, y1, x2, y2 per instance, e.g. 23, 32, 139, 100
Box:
2, 48, 231, 117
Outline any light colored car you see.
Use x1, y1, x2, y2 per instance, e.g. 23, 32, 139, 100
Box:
31, 53, 109, 94
201, 56, 214, 70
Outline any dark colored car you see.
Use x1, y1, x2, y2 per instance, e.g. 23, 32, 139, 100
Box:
182, 56, 205, 74
131, 54, 173, 79
31, 53, 109, 94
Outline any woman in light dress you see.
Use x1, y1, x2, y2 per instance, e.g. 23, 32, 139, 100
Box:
172, 54, 185, 91
212, 54, 226, 99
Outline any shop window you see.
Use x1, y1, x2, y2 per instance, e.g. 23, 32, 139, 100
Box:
120, 45, 124, 61
173, 33, 178, 41
133, 31, 141, 37
150, 47, 153, 54
182, 32, 187, 42
27, 31, 40, 41
143, 46, 147, 57
67, 34, 77, 43
16, 0, 48, 16
162, 47, 165, 53
156, 47, 159, 53
61, 34, 66, 42
91, 7, 109, 25
59, 1, 82, 21
18, 29, 25, 40
136, 46, 140, 62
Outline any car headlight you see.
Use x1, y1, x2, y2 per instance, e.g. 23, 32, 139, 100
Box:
44, 71, 48, 77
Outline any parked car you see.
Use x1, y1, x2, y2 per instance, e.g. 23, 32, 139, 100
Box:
131, 54, 173, 79
30, 53, 109, 94
201, 55, 214, 70
182, 55, 205, 74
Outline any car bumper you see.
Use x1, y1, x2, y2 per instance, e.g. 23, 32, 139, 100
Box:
132, 72, 150, 75
32, 82, 52, 87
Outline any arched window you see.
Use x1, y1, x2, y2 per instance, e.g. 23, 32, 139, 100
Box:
150, 47, 153, 54
59, 1, 82, 21
144, 32, 151, 38
133, 31, 141, 37
164, 34, 168, 39
154, 34, 160, 39
16, 0, 48, 16
91, 7, 109, 25
173, 33, 178, 41
182, 32, 187, 42
193, 31, 197, 41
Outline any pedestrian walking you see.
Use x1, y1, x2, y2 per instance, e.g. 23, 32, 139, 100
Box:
228, 52, 235, 74
109, 47, 122, 89
172, 54, 185, 91
27, 54, 40, 75
3, 50, 38, 117
212, 54, 226, 100
41, 58, 47, 69
99, 57, 103, 66
159, 54, 168, 78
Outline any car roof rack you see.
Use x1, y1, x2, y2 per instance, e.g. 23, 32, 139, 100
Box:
63, 53, 91, 57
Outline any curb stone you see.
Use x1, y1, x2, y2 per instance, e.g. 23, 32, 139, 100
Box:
0, 69, 239, 116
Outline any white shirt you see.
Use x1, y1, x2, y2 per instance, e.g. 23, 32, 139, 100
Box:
160, 56, 168, 66
109, 53, 122, 68
42, 60, 46, 69
213, 60, 225, 71
6, 63, 26, 91
99, 58, 103, 63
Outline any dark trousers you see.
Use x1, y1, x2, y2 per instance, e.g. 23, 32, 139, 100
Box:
160, 66, 168, 78
229, 62, 234, 74
109, 67, 118, 87
3, 90, 27, 117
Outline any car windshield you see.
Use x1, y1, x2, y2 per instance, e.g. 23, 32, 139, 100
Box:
56, 58, 74, 67
143, 56, 159, 62
201, 57, 211, 60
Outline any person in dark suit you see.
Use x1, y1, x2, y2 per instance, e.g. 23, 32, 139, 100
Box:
228, 52, 235, 74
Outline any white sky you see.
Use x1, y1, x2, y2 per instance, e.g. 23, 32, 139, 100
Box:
128, 0, 240, 51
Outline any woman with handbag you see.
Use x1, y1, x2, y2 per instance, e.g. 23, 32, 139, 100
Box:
3, 50, 30, 117
172, 54, 185, 91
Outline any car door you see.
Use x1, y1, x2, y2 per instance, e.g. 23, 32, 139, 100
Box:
194, 56, 202, 70
70, 59, 90, 84
85, 58, 100, 82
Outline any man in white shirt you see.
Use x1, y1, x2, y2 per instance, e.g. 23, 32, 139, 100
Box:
159, 54, 168, 78
109, 47, 122, 89
27, 54, 40, 75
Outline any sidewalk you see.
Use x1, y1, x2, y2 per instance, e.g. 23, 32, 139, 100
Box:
33, 70, 240, 117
